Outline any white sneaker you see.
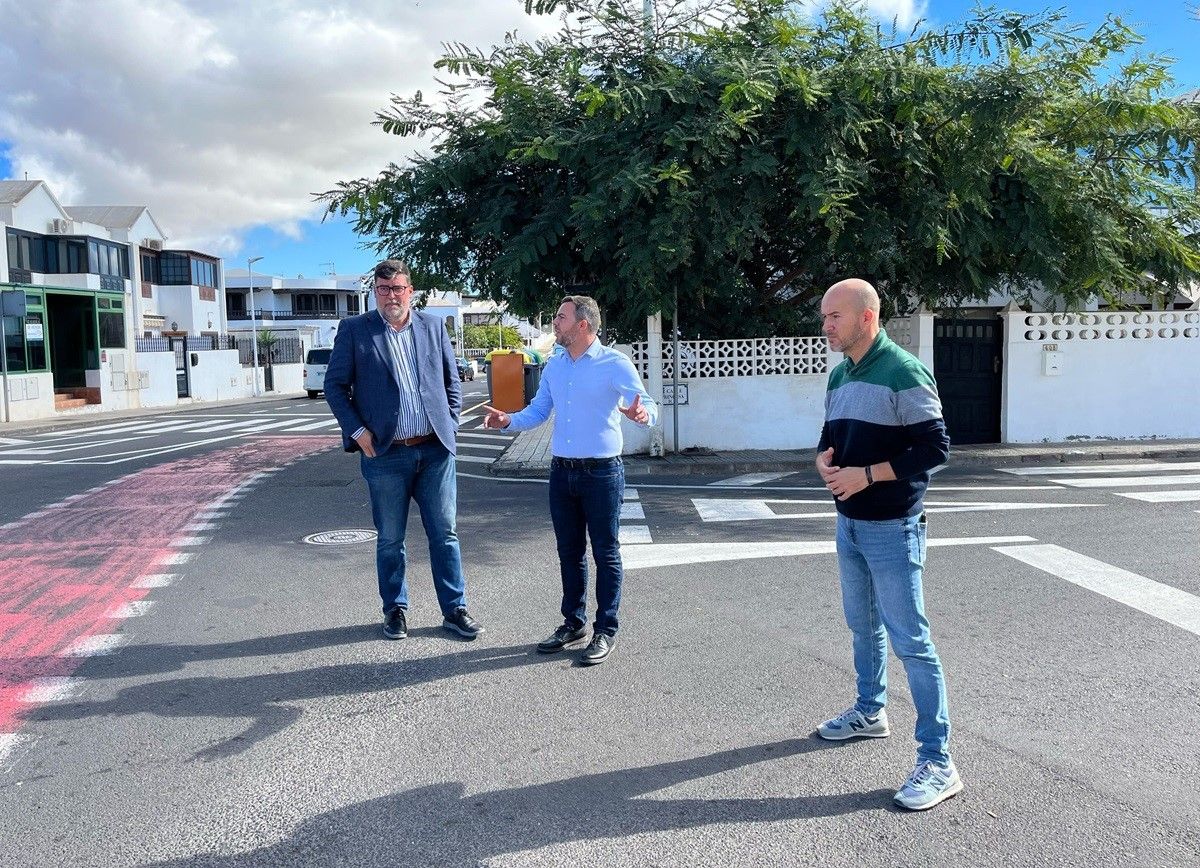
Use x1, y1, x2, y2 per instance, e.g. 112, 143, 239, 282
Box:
894, 759, 963, 811
816, 707, 890, 741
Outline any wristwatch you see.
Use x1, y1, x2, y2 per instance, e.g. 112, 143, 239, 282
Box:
864, 465, 874, 486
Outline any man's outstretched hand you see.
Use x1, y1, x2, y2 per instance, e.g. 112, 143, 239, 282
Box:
619, 394, 649, 425
482, 405, 511, 429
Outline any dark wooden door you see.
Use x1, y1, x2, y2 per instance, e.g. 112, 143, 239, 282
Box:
933, 318, 1002, 445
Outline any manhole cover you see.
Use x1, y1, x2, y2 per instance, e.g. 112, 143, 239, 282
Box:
303, 529, 378, 546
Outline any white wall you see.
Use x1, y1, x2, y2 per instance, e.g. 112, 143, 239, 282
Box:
3, 373, 55, 422
10, 184, 68, 232
1002, 310, 1200, 442
186, 350, 252, 402
625, 337, 837, 452
138, 351, 179, 408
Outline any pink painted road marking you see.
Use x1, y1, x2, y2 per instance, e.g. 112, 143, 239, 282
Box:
0, 435, 335, 748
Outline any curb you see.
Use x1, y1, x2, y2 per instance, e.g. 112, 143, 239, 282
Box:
489, 440, 1200, 480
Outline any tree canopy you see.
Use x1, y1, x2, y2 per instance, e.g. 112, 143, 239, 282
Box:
323, 0, 1200, 339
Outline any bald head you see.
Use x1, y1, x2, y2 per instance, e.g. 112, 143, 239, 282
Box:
821, 278, 881, 362
824, 278, 880, 317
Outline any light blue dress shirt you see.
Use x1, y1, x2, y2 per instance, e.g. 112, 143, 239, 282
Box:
505, 339, 658, 458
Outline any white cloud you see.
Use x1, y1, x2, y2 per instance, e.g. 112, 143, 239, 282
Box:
0, 0, 558, 255
0, 0, 929, 258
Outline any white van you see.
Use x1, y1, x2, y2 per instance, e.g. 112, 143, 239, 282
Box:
304, 348, 332, 398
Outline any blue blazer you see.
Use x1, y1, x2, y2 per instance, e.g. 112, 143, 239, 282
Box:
324, 308, 461, 455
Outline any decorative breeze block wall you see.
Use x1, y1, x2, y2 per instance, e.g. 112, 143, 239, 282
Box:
631, 337, 829, 380
1017, 311, 1200, 342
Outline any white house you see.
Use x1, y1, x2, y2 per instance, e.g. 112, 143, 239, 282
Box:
0, 179, 279, 421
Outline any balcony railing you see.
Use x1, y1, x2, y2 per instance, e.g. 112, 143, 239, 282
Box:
228, 309, 346, 321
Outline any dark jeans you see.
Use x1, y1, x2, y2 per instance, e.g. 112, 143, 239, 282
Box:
548, 457, 625, 637
360, 440, 467, 617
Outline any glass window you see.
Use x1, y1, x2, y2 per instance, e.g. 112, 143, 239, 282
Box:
5, 231, 16, 267
3, 315, 25, 372
88, 240, 99, 273
347, 295, 360, 314
159, 253, 190, 284
99, 311, 125, 348
25, 312, 45, 370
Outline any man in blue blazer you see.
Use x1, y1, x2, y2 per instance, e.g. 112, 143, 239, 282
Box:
325, 259, 484, 641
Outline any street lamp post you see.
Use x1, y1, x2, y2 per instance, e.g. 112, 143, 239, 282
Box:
247, 256, 263, 397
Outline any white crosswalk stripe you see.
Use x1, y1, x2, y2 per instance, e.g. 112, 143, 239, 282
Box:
1001, 460, 1200, 515
993, 543, 1200, 637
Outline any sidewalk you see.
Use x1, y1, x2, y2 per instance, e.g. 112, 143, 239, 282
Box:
490, 426, 1200, 478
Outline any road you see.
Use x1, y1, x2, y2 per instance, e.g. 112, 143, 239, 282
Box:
0, 391, 1197, 866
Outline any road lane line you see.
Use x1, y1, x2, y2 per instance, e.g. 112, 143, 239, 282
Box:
624, 535, 1039, 570
620, 502, 645, 521
993, 544, 1200, 637
279, 418, 341, 432
692, 498, 1102, 522
1116, 489, 1200, 503
1002, 461, 1200, 476
61, 634, 128, 657
20, 677, 84, 703
708, 472, 795, 487
1050, 474, 1200, 488
133, 574, 176, 588
455, 455, 495, 464
619, 525, 653, 544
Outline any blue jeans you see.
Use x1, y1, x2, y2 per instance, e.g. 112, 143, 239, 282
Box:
548, 458, 624, 637
360, 440, 467, 616
835, 512, 951, 766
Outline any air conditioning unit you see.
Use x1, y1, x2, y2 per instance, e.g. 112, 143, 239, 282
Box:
49, 218, 74, 234
145, 239, 164, 251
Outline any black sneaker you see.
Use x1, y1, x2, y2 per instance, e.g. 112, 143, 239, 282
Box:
580, 633, 615, 665
443, 607, 484, 639
383, 606, 407, 640
536, 623, 587, 653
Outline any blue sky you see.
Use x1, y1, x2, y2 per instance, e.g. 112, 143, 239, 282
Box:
1, 1, 1195, 283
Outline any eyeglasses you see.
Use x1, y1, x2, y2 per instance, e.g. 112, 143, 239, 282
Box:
375, 284, 411, 296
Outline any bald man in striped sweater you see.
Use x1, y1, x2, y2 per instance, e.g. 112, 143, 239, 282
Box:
813, 278, 961, 812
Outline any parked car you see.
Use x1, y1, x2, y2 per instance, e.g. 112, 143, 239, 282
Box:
457, 357, 476, 381
304, 348, 332, 398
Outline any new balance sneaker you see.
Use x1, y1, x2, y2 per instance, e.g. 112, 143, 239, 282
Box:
893, 759, 963, 811
443, 607, 484, 639
816, 706, 890, 741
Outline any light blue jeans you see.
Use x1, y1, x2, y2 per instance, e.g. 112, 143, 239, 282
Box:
835, 512, 951, 766
360, 440, 467, 616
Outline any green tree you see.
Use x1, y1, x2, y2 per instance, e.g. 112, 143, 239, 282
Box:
323, 0, 1200, 339
462, 323, 524, 349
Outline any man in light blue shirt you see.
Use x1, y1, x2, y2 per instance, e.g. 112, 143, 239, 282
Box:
483, 295, 657, 665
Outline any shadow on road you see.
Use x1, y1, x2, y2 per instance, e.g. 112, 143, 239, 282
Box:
147, 738, 891, 865
32, 638, 565, 761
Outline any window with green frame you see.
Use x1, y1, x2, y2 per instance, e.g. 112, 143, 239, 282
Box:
98, 295, 125, 349
1, 290, 48, 372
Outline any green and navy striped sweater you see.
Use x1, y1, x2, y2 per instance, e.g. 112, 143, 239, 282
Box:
818, 330, 950, 520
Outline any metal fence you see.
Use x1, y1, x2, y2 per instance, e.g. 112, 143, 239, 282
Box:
135, 334, 304, 365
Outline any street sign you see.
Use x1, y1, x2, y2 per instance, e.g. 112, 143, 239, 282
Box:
662, 384, 688, 406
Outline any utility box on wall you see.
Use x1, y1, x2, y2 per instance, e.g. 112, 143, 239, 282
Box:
1042, 351, 1064, 376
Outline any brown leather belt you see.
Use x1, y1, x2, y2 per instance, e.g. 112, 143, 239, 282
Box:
394, 434, 435, 447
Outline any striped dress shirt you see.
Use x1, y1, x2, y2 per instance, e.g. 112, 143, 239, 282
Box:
352, 311, 434, 443
382, 313, 434, 440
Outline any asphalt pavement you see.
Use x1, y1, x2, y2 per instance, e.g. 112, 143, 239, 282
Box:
0, 393, 1198, 866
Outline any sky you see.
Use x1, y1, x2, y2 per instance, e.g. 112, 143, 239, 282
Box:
1, 0, 1197, 282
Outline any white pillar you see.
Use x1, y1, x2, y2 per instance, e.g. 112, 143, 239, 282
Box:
646, 312, 665, 456
915, 305, 935, 370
